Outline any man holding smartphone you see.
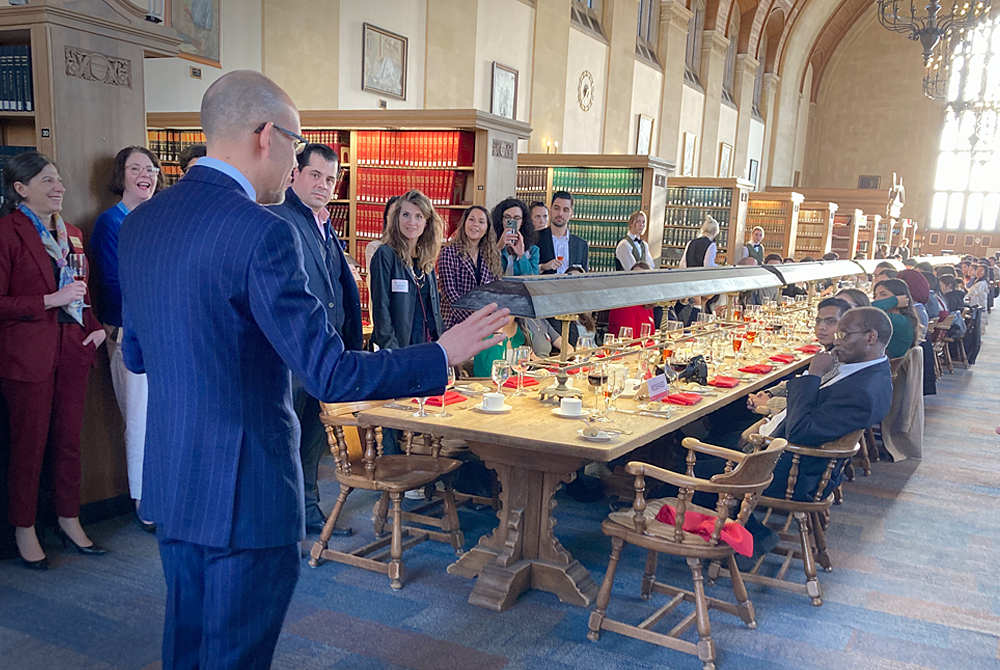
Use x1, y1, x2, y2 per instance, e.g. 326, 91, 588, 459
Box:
537, 191, 588, 274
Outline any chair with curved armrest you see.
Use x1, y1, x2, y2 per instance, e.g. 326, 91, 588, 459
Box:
588, 436, 787, 670
308, 401, 464, 589
728, 429, 863, 607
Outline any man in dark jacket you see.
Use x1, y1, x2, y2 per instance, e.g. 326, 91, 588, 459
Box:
268, 143, 361, 535
537, 191, 589, 274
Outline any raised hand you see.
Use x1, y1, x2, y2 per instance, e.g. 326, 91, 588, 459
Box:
436, 303, 511, 367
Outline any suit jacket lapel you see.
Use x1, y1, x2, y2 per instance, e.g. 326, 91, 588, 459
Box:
13, 211, 57, 293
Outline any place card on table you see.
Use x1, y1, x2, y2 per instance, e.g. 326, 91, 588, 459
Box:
646, 373, 669, 401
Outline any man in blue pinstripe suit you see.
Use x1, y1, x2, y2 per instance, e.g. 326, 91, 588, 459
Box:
118, 71, 508, 670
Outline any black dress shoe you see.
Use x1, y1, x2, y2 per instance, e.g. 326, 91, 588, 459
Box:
134, 512, 156, 534
55, 527, 107, 556
306, 521, 352, 537
20, 556, 49, 571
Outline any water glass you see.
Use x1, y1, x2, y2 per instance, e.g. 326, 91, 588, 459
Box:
437, 367, 457, 417
639, 323, 653, 340
510, 346, 532, 396
491, 359, 510, 396
618, 326, 633, 346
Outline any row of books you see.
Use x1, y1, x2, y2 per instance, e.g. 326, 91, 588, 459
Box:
303, 129, 350, 165
517, 167, 547, 193
661, 227, 730, 250
665, 187, 734, 208
0, 46, 32, 112
572, 195, 643, 222
355, 169, 468, 207
746, 201, 790, 217
161, 163, 184, 186
148, 129, 206, 163
664, 207, 732, 227
355, 130, 475, 168
574, 221, 630, 249
327, 203, 349, 238
552, 167, 643, 195
796, 223, 826, 239
355, 204, 386, 239
588, 248, 618, 273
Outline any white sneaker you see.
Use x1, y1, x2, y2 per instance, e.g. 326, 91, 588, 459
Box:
404, 489, 425, 500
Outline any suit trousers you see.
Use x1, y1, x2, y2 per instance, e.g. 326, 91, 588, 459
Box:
158, 538, 300, 670
107, 337, 149, 501
293, 387, 327, 525
1, 325, 91, 528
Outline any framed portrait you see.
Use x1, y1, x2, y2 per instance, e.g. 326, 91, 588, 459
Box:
718, 142, 732, 178
636, 115, 653, 156
362, 23, 408, 100
858, 174, 881, 190
682, 132, 697, 177
748, 159, 759, 190
171, 0, 221, 67
491, 62, 518, 120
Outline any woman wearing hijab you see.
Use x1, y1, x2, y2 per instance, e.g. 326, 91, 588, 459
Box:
897, 268, 931, 341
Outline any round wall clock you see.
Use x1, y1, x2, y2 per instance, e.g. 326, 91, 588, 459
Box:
578, 70, 594, 112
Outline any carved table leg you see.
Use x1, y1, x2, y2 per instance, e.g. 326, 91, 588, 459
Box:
448, 442, 599, 612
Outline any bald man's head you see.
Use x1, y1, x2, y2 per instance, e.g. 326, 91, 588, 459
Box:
736, 257, 758, 266
201, 70, 297, 144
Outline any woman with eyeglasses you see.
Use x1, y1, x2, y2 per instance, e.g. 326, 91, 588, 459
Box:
0, 151, 107, 569
872, 278, 919, 358
437, 205, 502, 330
91, 146, 164, 533
491, 197, 539, 276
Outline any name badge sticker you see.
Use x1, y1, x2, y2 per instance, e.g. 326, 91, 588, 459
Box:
391, 279, 409, 293
647, 374, 669, 401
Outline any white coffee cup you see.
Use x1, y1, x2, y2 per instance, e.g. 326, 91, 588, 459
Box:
560, 397, 583, 416
482, 392, 505, 411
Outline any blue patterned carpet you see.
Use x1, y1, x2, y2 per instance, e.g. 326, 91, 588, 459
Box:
1, 327, 998, 670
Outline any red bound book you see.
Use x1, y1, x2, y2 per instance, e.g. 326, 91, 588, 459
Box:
358, 170, 366, 203
358, 132, 367, 165
394, 131, 402, 166
437, 171, 446, 205
446, 171, 456, 206
457, 131, 475, 167
404, 132, 412, 167
438, 133, 446, 167
449, 131, 457, 167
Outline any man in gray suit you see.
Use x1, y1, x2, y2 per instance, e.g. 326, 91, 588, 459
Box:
268, 143, 357, 535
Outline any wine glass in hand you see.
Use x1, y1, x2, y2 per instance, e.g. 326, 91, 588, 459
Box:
67, 253, 89, 309
437, 367, 457, 417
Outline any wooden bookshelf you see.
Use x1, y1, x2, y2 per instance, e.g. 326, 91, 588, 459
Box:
661, 177, 754, 267
830, 208, 864, 260
794, 201, 837, 260
856, 213, 882, 259
514, 154, 674, 272
148, 109, 531, 318
746, 191, 803, 260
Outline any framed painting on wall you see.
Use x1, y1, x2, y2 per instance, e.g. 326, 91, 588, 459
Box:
748, 159, 759, 190
636, 115, 653, 155
170, 0, 221, 67
718, 142, 732, 178
362, 23, 408, 100
858, 175, 881, 189
491, 62, 518, 120
682, 133, 697, 176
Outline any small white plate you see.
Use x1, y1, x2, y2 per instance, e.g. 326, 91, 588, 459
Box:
474, 403, 512, 414
578, 428, 616, 442
551, 407, 593, 419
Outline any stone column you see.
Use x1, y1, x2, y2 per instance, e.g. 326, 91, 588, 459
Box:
528, 0, 573, 152
602, 0, 640, 153
732, 54, 759, 181
760, 72, 780, 189
698, 29, 730, 177
655, 0, 693, 162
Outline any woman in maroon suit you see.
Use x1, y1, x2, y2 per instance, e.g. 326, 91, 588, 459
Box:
0, 151, 107, 569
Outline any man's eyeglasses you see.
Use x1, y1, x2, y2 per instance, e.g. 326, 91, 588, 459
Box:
833, 328, 873, 341
254, 122, 307, 155
126, 165, 161, 176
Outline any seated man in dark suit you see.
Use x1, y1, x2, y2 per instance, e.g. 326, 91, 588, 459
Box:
536, 191, 589, 274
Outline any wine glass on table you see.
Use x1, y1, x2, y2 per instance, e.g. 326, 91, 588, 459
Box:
759, 320, 774, 355
588, 362, 608, 418
510, 346, 532, 397
491, 358, 510, 398
639, 322, 653, 343
607, 364, 627, 412
67, 253, 89, 309
730, 330, 744, 365
618, 326, 633, 349
744, 323, 758, 357
602, 333, 616, 358
667, 351, 688, 392
711, 335, 729, 376
437, 367, 457, 417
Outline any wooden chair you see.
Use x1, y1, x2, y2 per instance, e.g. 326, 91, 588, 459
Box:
724, 429, 864, 607
944, 309, 971, 369
308, 401, 464, 589
931, 314, 956, 375
588, 437, 788, 670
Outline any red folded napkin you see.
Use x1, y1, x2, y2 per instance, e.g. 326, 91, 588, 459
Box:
415, 390, 468, 407
654, 504, 753, 556
503, 376, 539, 389
661, 392, 702, 406
566, 366, 590, 375
739, 364, 774, 374
796, 344, 822, 354
769, 354, 796, 364
707, 376, 740, 388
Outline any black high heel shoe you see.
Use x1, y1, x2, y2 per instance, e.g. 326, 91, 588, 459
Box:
20, 555, 49, 571
55, 527, 107, 556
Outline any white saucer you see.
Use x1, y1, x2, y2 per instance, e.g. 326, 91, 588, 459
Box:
551, 407, 592, 419
474, 403, 512, 414
577, 428, 617, 442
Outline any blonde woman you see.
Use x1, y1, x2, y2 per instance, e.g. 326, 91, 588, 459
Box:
437, 205, 502, 330
679, 216, 719, 268
615, 210, 655, 271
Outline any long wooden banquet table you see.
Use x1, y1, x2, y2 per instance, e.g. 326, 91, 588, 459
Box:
357, 351, 813, 613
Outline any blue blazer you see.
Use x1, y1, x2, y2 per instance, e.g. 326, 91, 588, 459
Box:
118, 166, 447, 549
267, 188, 363, 352
766, 359, 892, 500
